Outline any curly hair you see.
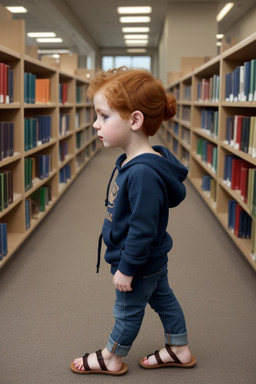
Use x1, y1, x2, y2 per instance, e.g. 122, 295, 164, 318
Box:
87, 67, 176, 136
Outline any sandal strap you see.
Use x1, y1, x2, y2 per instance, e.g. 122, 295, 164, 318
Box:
165, 344, 182, 364
82, 353, 91, 371
147, 350, 164, 365
96, 350, 108, 371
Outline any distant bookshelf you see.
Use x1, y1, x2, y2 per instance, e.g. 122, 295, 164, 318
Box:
160, 33, 256, 271
0, 22, 100, 269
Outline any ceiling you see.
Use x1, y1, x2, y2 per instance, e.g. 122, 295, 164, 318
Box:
1, 0, 255, 57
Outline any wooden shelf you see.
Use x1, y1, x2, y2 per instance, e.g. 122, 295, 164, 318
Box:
163, 32, 256, 271
0, 40, 99, 269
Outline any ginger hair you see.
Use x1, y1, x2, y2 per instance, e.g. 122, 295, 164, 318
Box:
87, 67, 176, 136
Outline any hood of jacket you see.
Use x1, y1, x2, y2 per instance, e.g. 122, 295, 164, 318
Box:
115, 145, 188, 208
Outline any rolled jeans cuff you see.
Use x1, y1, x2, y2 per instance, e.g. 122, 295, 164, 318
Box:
165, 332, 188, 346
107, 335, 131, 357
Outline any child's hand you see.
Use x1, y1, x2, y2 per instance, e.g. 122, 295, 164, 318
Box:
113, 270, 133, 292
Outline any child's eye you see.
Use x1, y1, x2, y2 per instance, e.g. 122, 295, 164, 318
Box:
102, 114, 109, 121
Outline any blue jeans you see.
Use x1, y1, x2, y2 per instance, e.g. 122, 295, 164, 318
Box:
107, 264, 188, 357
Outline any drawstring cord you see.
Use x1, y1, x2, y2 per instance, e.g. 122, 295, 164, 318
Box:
96, 166, 118, 273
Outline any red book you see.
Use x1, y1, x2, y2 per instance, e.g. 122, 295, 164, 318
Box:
234, 115, 243, 150
0, 62, 4, 103
231, 159, 241, 190
62, 83, 68, 103
207, 143, 213, 166
240, 162, 250, 202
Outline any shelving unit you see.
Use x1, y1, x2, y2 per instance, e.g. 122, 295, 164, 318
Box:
0, 26, 99, 268
160, 33, 256, 271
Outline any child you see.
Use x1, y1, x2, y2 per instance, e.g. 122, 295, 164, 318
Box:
70, 67, 196, 376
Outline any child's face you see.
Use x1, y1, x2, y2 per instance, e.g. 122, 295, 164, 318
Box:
93, 90, 132, 149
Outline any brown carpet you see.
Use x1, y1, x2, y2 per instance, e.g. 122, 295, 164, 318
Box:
0, 136, 256, 384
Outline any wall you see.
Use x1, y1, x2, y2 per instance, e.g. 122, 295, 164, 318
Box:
159, 2, 218, 85
224, 5, 256, 43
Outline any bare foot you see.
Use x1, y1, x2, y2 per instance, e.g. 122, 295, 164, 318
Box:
142, 345, 192, 366
72, 348, 123, 372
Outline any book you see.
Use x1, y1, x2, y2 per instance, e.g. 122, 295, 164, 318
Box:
0, 62, 14, 104
35, 79, 50, 103
0, 122, 14, 160
0, 223, 8, 260
0, 170, 13, 211
228, 200, 252, 238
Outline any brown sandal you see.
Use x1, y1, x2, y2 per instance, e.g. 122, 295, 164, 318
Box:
139, 344, 196, 369
70, 349, 128, 375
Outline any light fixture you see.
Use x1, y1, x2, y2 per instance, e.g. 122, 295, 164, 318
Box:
38, 49, 71, 54
120, 16, 151, 23
117, 6, 152, 14
27, 32, 56, 38
127, 48, 147, 53
124, 34, 149, 39
216, 34, 224, 39
122, 27, 150, 33
36, 38, 63, 43
216, 42, 222, 46
216, 3, 234, 22
6, 6, 27, 13
125, 40, 148, 45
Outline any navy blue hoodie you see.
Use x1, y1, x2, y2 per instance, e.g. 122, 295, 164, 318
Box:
100, 145, 188, 277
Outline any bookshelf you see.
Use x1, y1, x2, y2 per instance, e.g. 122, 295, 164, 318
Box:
0, 38, 99, 268
160, 32, 256, 271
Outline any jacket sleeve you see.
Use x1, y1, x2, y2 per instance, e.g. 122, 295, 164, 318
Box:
117, 165, 164, 276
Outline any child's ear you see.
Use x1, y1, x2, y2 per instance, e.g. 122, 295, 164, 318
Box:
130, 111, 144, 131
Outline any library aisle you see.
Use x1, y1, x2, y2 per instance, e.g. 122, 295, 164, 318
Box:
0, 135, 256, 384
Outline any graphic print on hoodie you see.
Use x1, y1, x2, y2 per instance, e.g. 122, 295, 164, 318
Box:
101, 145, 188, 277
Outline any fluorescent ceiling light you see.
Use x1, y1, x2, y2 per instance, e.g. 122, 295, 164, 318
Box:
6, 6, 27, 13
38, 49, 71, 54
120, 16, 151, 23
216, 3, 234, 22
216, 34, 224, 39
124, 34, 148, 39
127, 49, 147, 53
118, 6, 152, 14
125, 40, 148, 45
36, 38, 63, 43
27, 32, 56, 38
122, 27, 150, 33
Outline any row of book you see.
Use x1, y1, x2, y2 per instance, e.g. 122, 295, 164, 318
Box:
59, 83, 69, 104
0, 170, 13, 212
24, 116, 52, 151
223, 156, 252, 200
181, 106, 191, 123
24, 73, 51, 104
228, 200, 252, 238
24, 155, 51, 191
59, 142, 68, 162
197, 75, 220, 102
59, 164, 71, 183
0, 223, 8, 260
197, 138, 218, 173
223, 155, 256, 218
201, 174, 217, 202
183, 85, 192, 101
225, 59, 256, 102
0, 62, 13, 104
76, 130, 91, 150
25, 186, 52, 229
0, 122, 14, 161
76, 86, 84, 103
201, 109, 218, 138
59, 114, 70, 137
224, 115, 256, 157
